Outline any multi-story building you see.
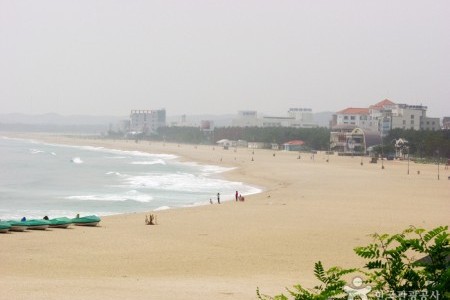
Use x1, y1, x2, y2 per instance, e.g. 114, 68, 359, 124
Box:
421, 116, 440, 131
261, 116, 294, 127
334, 107, 378, 131
129, 109, 166, 134
232, 110, 260, 127
442, 117, 450, 130
333, 99, 440, 135
233, 108, 317, 128
287, 108, 316, 128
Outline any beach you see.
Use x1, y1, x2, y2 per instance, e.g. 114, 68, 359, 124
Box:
1, 134, 449, 300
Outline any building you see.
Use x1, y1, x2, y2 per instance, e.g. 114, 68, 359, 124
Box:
443, 117, 450, 130
232, 111, 260, 127
283, 140, 306, 151
287, 108, 316, 128
129, 109, 166, 134
421, 116, 440, 131
334, 107, 378, 131
334, 99, 440, 135
232, 108, 318, 128
330, 127, 382, 155
261, 116, 294, 127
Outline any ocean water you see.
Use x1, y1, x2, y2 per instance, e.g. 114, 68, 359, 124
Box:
0, 137, 260, 220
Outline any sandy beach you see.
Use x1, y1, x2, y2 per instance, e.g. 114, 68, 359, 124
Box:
1, 134, 449, 300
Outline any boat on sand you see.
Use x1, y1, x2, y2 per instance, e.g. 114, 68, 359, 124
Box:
71, 215, 101, 226
0, 221, 11, 233
5, 220, 28, 232
47, 217, 73, 228
22, 219, 51, 230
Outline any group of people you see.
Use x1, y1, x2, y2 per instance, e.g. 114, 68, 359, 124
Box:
209, 191, 244, 204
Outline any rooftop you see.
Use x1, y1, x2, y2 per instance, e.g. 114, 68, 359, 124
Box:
337, 108, 369, 115
370, 99, 396, 109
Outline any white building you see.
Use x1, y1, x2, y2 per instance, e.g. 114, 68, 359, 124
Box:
334, 99, 440, 135
232, 108, 317, 128
334, 107, 378, 131
129, 109, 166, 134
232, 111, 260, 127
287, 108, 316, 128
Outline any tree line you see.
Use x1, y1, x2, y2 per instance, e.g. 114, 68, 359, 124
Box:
110, 126, 450, 158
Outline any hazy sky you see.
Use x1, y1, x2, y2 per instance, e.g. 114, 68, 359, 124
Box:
1, 0, 449, 117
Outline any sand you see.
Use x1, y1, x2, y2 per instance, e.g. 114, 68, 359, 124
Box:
1, 134, 449, 300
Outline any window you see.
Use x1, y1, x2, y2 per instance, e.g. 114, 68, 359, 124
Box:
344, 116, 348, 120
403, 120, 406, 125
411, 120, 414, 125
350, 116, 355, 120
411, 115, 414, 119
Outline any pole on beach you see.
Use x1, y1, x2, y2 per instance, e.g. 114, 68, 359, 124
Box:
437, 149, 440, 180
407, 146, 410, 175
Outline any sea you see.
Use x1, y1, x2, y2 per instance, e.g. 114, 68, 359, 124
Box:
0, 137, 261, 220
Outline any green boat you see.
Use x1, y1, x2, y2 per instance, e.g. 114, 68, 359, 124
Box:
6, 220, 28, 232
47, 217, 73, 228
22, 219, 51, 230
72, 215, 101, 226
0, 221, 11, 233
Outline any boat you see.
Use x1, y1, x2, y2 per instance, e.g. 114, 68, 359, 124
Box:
47, 217, 73, 228
6, 220, 28, 232
71, 215, 101, 226
22, 219, 51, 230
0, 221, 11, 233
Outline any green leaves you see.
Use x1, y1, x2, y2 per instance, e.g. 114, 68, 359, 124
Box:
258, 226, 450, 300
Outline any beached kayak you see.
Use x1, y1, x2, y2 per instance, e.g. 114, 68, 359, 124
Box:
72, 215, 101, 226
0, 221, 11, 233
47, 217, 73, 228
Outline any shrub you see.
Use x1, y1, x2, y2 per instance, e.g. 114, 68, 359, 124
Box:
258, 226, 449, 300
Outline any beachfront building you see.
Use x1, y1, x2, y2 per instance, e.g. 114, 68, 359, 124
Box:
330, 126, 381, 155
232, 108, 318, 128
421, 116, 440, 131
288, 108, 316, 128
232, 111, 260, 127
334, 107, 378, 132
333, 99, 440, 136
283, 140, 306, 151
443, 117, 450, 130
261, 116, 294, 127
129, 109, 166, 135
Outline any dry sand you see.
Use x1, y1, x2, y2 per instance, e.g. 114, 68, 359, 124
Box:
1, 134, 449, 300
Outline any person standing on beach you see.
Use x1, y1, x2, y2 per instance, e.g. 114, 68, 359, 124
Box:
217, 193, 220, 204
235, 191, 239, 202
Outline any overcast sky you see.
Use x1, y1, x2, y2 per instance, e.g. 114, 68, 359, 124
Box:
1, 0, 449, 118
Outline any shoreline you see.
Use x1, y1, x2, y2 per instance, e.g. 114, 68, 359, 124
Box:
0, 134, 264, 218
1, 133, 449, 300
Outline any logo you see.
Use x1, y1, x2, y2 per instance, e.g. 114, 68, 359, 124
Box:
343, 276, 371, 300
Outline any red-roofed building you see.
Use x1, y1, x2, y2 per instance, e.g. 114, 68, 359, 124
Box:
333, 107, 377, 131
369, 99, 396, 109
332, 99, 440, 136
283, 140, 306, 151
